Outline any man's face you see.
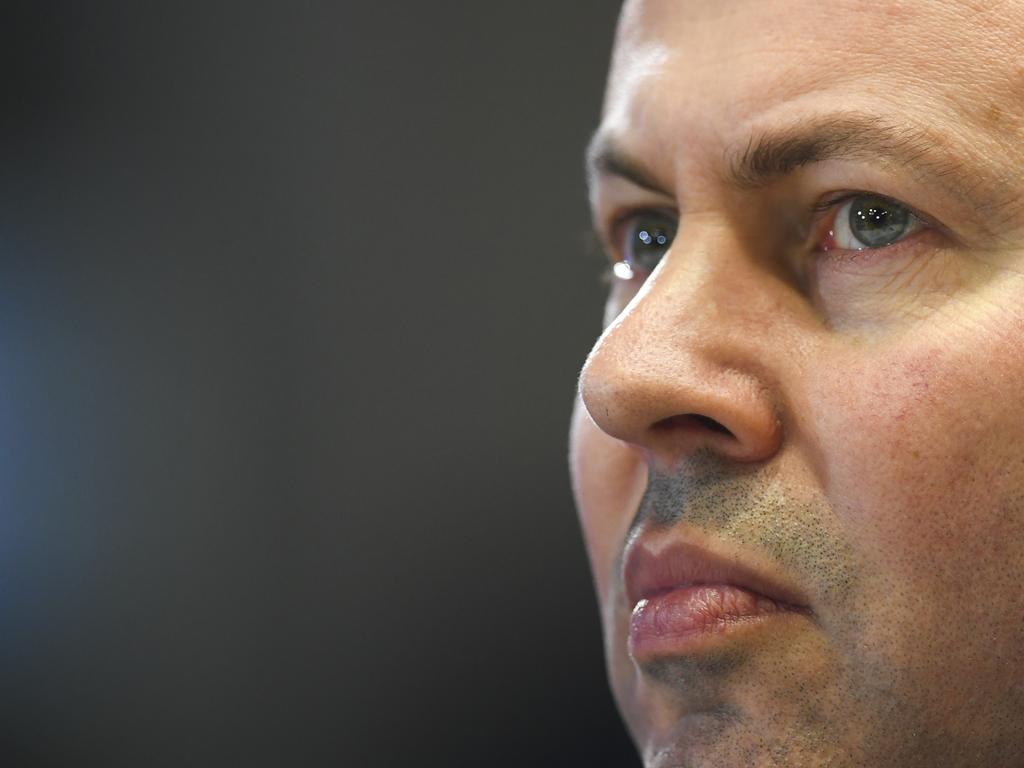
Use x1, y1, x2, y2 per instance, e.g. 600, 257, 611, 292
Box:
570, 1, 1024, 765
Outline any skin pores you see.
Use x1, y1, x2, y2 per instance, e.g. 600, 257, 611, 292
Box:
571, 2, 1024, 766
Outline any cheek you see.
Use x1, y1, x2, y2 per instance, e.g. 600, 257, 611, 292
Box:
804, 328, 1024, 723
809, 334, 1024, 583
569, 397, 647, 600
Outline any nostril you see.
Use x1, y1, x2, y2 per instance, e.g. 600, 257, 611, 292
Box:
652, 413, 734, 437
691, 414, 732, 435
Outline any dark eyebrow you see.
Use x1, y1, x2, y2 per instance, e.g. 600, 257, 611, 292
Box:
586, 134, 672, 197
730, 114, 962, 189
587, 113, 1014, 217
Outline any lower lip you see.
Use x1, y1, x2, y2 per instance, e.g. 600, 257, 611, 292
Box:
628, 584, 801, 661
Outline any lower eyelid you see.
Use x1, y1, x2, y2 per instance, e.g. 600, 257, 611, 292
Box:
817, 228, 942, 274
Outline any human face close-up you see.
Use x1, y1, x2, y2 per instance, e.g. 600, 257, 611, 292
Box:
571, 1, 1024, 766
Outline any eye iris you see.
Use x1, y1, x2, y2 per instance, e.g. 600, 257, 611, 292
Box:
625, 214, 676, 273
848, 195, 910, 248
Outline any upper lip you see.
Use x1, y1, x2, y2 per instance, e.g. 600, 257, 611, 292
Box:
622, 536, 811, 610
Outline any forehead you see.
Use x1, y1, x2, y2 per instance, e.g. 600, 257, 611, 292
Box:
603, 0, 1024, 174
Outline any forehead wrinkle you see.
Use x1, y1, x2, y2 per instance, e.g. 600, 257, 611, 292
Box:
605, 4, 1024, 218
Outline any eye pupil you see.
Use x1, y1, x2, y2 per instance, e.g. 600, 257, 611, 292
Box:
848, 195, 910, 248
622, 213, 677, 275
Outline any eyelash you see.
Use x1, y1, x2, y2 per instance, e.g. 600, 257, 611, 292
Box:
811, 191, 935, 232
602, 191, 938, 278
604, 206, 677, 269
811, 191, 938, 258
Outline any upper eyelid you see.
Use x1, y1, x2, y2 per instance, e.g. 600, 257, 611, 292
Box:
812, 192, 860, 214
599, 192, 950, 260
807, 192, 959, 252
593, 182, 677, 222
812, 191, 943, 233
605, 205, 679, 239
605, 194, 926, 225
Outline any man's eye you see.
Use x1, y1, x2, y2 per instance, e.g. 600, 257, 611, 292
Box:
824, 194, 922, 251
611, 211, 677, 280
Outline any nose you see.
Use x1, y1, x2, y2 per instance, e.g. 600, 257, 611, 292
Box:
578, 228, 785, 467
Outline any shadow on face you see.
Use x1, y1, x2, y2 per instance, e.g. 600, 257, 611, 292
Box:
572, 1, 1024, 765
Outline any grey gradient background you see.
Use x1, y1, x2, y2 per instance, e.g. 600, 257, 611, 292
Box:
0, 2, 640, 766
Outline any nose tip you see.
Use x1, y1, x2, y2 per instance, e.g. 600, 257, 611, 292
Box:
577, 302, 783, 468
581, 352, 778, 466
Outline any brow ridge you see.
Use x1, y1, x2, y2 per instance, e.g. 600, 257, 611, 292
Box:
586, 134, 670, 196
587, 112, 1014, 219
731, 114, 941, 187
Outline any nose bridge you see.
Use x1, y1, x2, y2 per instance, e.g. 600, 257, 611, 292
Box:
579, 226, 785, 464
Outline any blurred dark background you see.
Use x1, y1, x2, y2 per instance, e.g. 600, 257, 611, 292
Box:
0, 2, 638, 766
